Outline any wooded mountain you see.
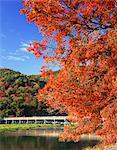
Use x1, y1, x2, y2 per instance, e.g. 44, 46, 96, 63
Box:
0, 68, 61, 117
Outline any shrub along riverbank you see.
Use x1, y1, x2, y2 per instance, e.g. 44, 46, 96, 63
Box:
0, 124, 64, 133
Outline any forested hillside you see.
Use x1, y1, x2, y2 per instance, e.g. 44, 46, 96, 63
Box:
0, 68, 61, 117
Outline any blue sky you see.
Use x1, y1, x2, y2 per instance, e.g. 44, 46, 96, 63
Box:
0, 0, 49, 75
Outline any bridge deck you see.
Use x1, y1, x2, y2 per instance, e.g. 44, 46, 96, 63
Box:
4, 116, 67, 121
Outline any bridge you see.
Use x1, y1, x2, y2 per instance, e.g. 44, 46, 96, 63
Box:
1, 116, 69, 125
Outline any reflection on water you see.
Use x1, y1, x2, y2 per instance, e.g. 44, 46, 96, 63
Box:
0, 129, 100, 150
2, 128, 63, 137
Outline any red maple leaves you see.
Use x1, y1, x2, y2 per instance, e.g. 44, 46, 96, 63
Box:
21, 0, 117, 145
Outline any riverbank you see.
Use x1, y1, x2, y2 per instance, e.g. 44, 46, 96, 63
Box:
0, 124, 64, 134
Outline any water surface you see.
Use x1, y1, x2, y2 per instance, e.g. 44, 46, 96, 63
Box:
0, 129, 99, 150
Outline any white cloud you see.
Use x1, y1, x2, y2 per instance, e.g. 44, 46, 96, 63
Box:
9, 52, 19, 55
20, 47, 28, 52
1, 47, 31, 62
7, 56, 25, 61
20, 41, 30, 52
0, 40, 32, 62
1, 54, 30, 62
23, 55, 30, 59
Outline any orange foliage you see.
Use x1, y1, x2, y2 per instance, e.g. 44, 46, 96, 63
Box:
21, 0, 117, 145
0, 89, 5, 98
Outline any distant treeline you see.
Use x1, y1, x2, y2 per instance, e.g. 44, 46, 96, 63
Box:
0, 68, 64, 117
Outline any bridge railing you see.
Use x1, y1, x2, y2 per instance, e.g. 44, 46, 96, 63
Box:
0, 116, 69, 125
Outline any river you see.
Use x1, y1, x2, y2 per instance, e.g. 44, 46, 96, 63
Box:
0, 128, 100, 150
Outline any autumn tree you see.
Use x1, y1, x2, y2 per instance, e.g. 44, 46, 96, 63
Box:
21, 0, 117, 145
